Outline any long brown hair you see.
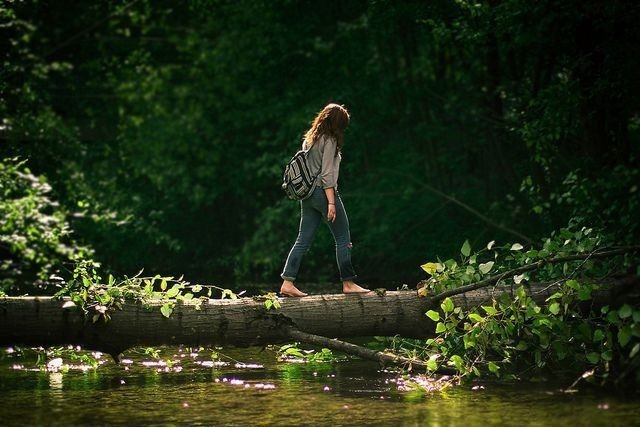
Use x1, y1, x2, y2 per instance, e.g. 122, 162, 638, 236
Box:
303, 103, 350, 155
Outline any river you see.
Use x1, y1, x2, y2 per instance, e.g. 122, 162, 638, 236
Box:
1, 345, 639, 426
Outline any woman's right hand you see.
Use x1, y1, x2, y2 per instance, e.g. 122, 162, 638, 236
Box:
327, 204, 336, 222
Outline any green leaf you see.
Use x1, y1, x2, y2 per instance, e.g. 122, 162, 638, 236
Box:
285, 348, 305, 358
479, 261, 494, 274
586, 352, 600, 364
510, 243, 524, 251
482, 305, 498, 316
426, 310, 440, 322
449, 354, 464, 371
515, 341, 528, 351
618, 304, 632, 319
607, 310, 621, 325
486, 240, 495, 250
160, 279, 168, 291
166, 284, 181, 298
192, 285, 202, 293
468, 313, 484, 323
577, 286, 592, 301
593, 329, 605, 342
463, 335, 476, 349
426, 360, 438, 371
488, 362, 500, 374
160, 304, 173, 318
461, 240, 471, 257
601, 350, 613, 361
548, 302, 560, 315
565, 279, 580, 290
546, 292, 562, 301
435, 322, 446, 333
618, 326, 632, 347
633, 310, 640, 323
420, 262, 441, 275
441, 298, 454, 314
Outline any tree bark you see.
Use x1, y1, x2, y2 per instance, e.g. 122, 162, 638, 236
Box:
0, 278, 636, 358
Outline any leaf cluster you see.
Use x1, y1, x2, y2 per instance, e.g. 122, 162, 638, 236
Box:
54, 260, 239, 321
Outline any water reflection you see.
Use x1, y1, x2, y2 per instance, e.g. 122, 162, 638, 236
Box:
1, 345, 639, 426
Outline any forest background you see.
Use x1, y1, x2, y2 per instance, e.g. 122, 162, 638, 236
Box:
2, 0, 639, 295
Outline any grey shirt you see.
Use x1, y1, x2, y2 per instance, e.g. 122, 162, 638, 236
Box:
303, 134, 341, 189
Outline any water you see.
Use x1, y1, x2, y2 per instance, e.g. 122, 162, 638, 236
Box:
1, 346, 639, 426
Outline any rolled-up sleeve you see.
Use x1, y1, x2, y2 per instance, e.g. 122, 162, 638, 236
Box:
320, 136, 338, 189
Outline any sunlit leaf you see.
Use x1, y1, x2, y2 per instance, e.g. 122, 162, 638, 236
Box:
166, 284, 180, 298
482, 306, 498, 316
448, 355, 464, 371
426, 310, 440, 322
479, 261, 494, 274
510, 243, 524, 251
61, 301, 76, 309
441, 298, 454, 314
487, 240, 495, 250
420, 262, 441, 275
461, 240, 471, 257
548, 302, 560, 315
160, 304, 173, 318
468, 313, 483, 323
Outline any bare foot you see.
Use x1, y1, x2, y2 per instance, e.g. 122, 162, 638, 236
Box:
280, 280, 308, 297
342, 281, 370, 294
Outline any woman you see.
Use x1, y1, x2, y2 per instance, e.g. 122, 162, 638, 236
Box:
280, 103, 370, 297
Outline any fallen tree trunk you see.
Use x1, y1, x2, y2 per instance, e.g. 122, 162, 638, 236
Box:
0, 277, 637, 359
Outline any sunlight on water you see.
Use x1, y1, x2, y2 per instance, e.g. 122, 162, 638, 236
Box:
1, 346, 639, 426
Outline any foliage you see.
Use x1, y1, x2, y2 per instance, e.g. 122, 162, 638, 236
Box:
0, 157, 93, 294
403, 229, 640, 387
276, 343, 338, 363
1, 1, 638, 287
259, 292, 282, 311
54, 260, 239, 321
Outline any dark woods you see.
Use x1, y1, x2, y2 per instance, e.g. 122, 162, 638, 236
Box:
1, 0, 639, 291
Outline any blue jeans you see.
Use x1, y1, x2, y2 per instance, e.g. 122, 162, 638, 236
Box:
281, 187, 357, 282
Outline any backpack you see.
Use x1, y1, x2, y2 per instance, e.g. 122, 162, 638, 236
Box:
281, 148, 318, 200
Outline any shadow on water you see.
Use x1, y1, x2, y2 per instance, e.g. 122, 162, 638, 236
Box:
1, 345, 640, 426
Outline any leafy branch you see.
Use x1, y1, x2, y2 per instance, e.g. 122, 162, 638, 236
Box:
428, 245, 640, 304
54, 260, 241, 321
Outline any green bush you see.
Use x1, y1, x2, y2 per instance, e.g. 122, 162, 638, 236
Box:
0, 158, 93, 295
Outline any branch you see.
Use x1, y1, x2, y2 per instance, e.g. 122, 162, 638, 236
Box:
429, 246, 640, 303
376, 167, 533, 244
286, 328, 455, 375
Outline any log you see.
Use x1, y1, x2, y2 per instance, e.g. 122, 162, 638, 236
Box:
0, 278, 636, 358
